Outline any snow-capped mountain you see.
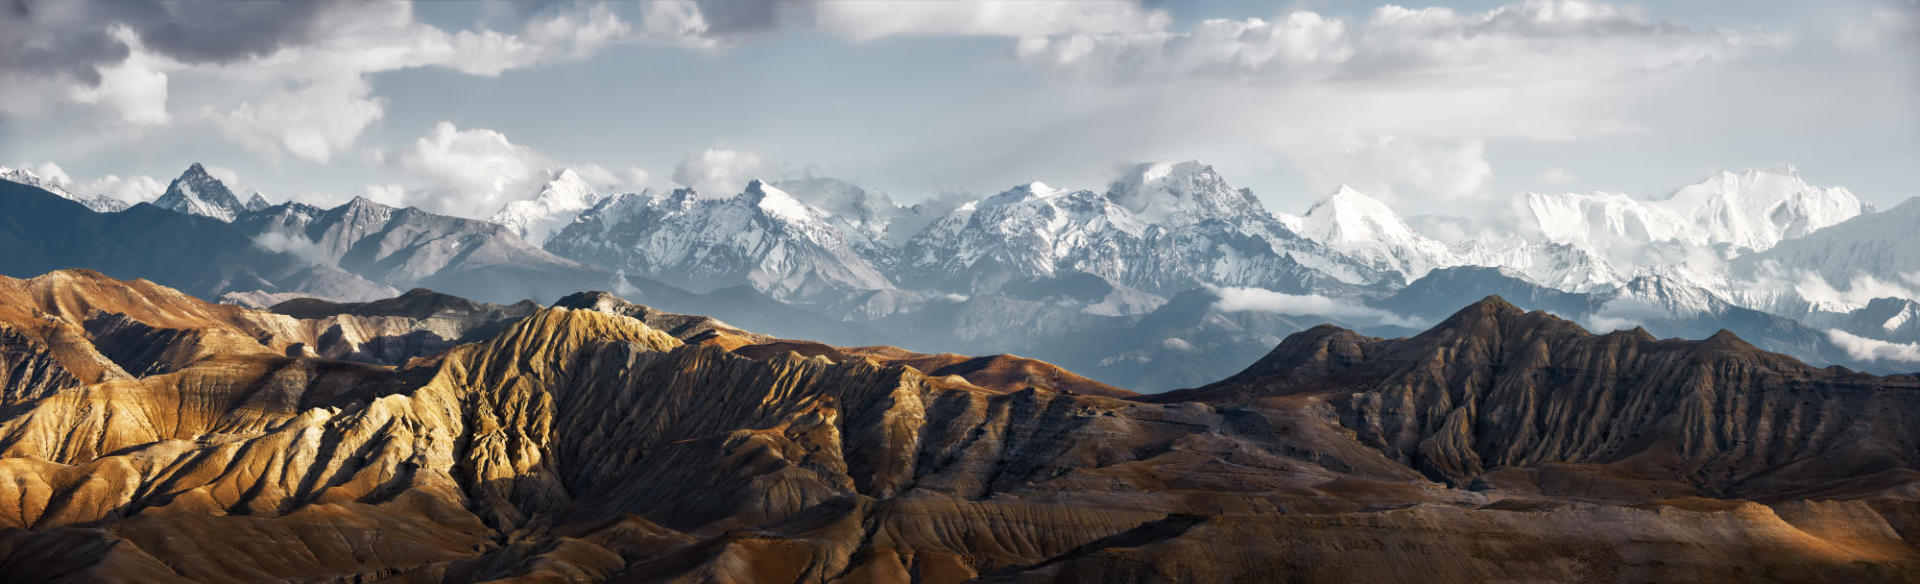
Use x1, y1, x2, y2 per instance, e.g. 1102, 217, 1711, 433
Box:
1525, 166, 1864, 259
545, 180, 893, 302
1291, 185, 1455, 282
900, 162, 1376, 296
488, 169, 606, 246
244, 191, 271, 212
773, 177, 907, 245
232, 196, 608, 304
1106, 161, 1268, 227
155, 163, 252, 221
0, 166, 130, 212
1733, 197, 1920, 301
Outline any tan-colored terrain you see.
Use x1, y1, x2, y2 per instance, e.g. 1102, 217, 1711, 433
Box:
0, 270, 1915, 582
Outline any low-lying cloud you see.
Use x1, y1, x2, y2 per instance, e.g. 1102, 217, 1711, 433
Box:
1210, 286, 1423, 328
1827, 329, 1920, 364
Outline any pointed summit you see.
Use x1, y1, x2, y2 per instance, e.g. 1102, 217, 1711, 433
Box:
1300, 185, 1414, 244
155, 163, 249, 222
245, 192, 271, 211
487, 167, 608, 245
742, 180, 818, 224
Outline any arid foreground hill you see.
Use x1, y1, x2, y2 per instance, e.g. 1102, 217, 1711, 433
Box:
0, 270, 1916, 583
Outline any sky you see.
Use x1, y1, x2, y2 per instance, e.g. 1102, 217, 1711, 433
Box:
0, 0, 1914, 221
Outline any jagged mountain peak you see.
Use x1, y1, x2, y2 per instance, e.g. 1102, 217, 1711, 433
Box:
982, 181, 1072, 206
1106, 160, 1264, 224
155, 162, 249, 222
740, 179, 820, 224
488, 167, 607, 245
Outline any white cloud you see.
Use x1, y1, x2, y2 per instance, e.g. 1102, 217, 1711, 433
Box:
1296, 134, 1492, 203
1827, 329, 1920, 364
1792, 271, 1920, 310
380, 121, 650, 218
812, 1, 1169, 41
4, 1, 646, 162
673, 148, 767, 197
209, 77, 385, 163
9, 160, 164, 204
1210, 285, 1423, 327
387, 122, 545, 216
78, 174, 164, 203
1540, 168, 1575, 184
65, 26, 172, 126
1017, 1, 1785, 85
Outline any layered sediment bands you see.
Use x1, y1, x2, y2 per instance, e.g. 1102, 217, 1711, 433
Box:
0, 326, 80, 405
0, 277, 1917, 582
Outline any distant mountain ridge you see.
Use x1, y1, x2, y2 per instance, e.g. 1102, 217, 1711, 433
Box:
3, 159, 1914, 389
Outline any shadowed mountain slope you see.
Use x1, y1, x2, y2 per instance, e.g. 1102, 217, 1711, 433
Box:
1159, 296, 1920, 498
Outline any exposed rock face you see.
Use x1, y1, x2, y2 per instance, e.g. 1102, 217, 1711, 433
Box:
153, 163, 252, 222
0, 275, 1915, 582
1162, 296, 1920, 498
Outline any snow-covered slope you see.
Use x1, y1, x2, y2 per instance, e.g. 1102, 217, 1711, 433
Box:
1526, 166, 1864, 257
155, 163, 251, 221
1293, 185, 1456, 281
1106, 160, 1268, 227
901, 163, 1369, 296
1732, 197, 1920, 304
545, 180, 893, 301
488, 169, 606, 245
0, 166, 130, 212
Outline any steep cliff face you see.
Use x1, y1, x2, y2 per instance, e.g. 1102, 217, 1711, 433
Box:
0, 276, 1916, 582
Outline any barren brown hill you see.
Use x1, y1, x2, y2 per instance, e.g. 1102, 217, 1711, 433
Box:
0, 279, 1915, 582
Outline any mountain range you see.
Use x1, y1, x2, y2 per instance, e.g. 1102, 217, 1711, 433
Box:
1, 160, 1916, 391
0, 269, 1915, 581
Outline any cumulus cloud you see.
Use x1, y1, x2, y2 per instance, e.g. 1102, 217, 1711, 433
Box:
1017, 1, 1786, 85
209, 77, 384, 163
379, 121, 649, 218
1827, 329, 1920, 364
2, 1, 646, 161
1210, 286, 1424, 327
673, 148, 767, 197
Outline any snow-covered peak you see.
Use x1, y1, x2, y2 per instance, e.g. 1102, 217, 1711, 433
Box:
1106, 160, 1263, 225
155, 162, 249, 221
0, 166, 71, 198
487, 168, 608, 245
1661, 166, 1863, 248
1300, 185, 1418, 244
1527, 167, 1864, 258
245, 192, 271, 211
983, 181, 1068, 206
1294, 185, 1457, 281
0, 165, 133, 212
742, 180, 819, 224
540, 168, 598, 208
